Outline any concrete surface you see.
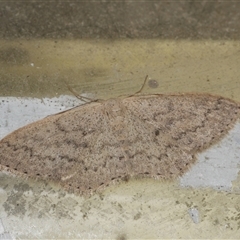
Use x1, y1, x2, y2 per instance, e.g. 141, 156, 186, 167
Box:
0, 1, 240, 239
1, 1, 240, 39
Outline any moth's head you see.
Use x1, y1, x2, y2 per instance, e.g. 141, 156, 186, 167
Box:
103, 98, 125, 118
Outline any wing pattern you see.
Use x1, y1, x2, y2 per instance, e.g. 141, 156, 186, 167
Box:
0, 94, 239, 194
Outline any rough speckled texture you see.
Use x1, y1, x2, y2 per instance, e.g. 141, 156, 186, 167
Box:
0, 94, 239, 195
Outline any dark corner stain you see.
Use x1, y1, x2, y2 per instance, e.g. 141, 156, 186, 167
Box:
0, 46, 30, 65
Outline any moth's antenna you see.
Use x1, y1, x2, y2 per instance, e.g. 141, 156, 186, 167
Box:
135, 75, 148, 94
128, 75, 148, 97
64, 81, 96, 103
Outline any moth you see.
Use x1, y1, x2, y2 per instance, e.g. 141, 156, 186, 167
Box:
0, 93, 239, 195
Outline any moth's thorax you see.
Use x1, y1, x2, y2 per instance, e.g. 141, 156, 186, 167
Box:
102, 98, 127, 135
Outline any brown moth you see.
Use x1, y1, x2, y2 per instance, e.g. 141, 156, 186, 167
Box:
0, 94, 239, 195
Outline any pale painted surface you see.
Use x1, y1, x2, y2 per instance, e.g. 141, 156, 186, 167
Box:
0, 96, 82, 139
180, 121, 240, 191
